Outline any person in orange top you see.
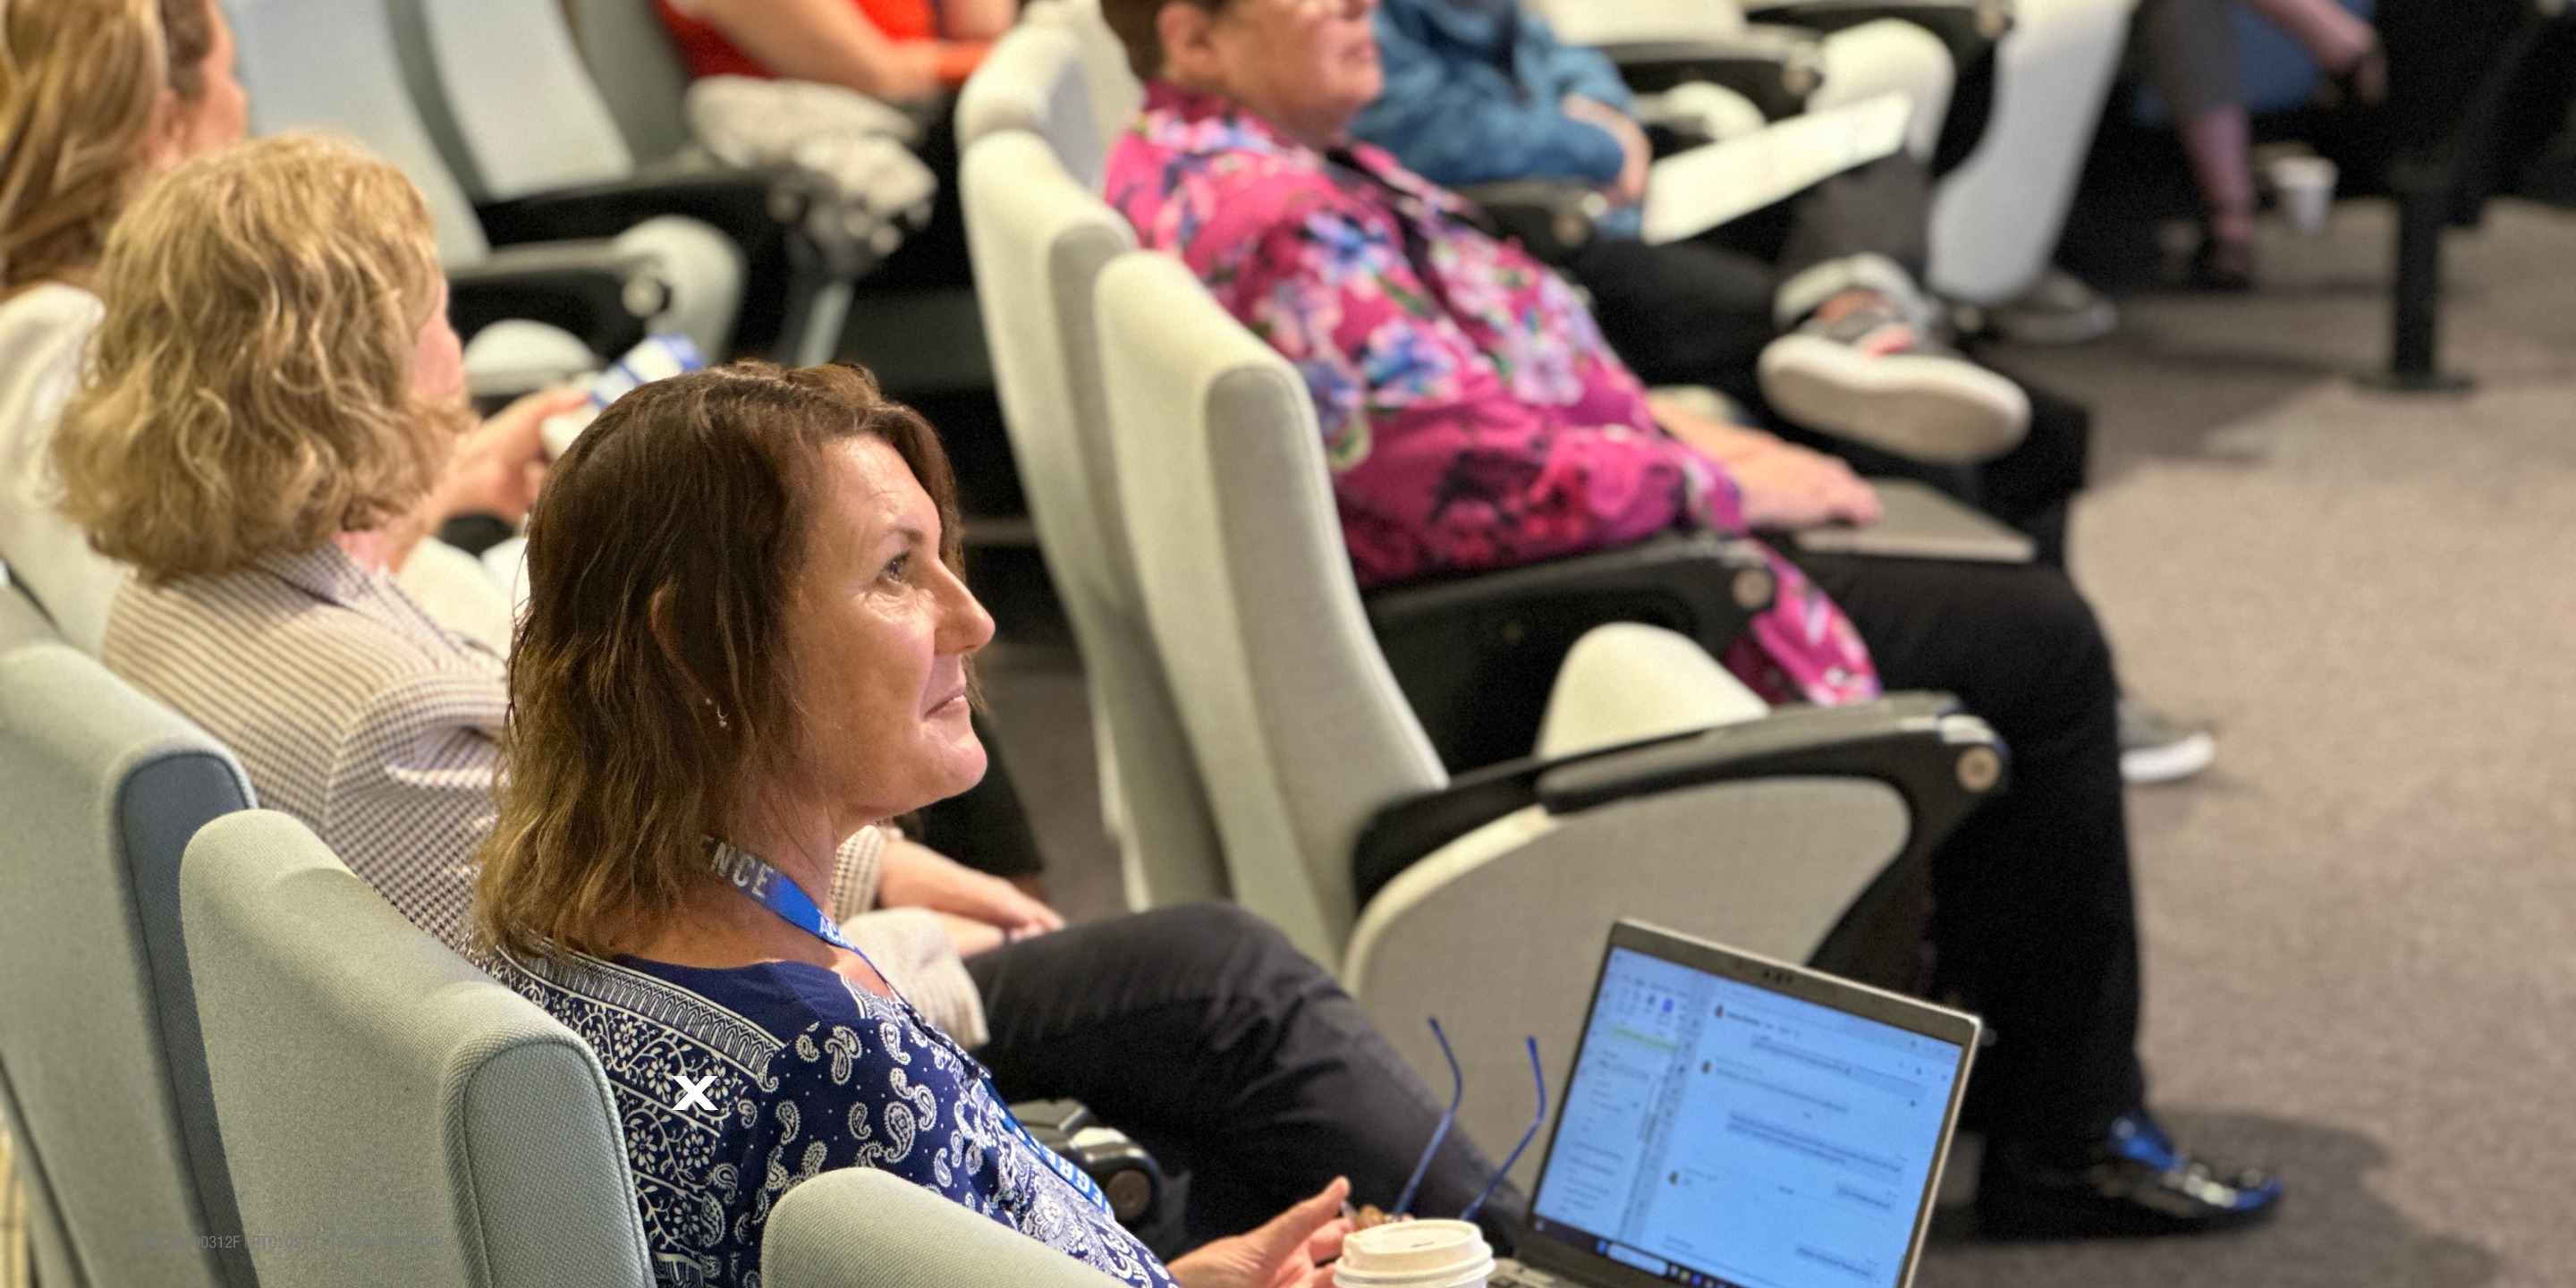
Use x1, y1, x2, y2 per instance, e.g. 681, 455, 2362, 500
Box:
655, 0, 1016, 99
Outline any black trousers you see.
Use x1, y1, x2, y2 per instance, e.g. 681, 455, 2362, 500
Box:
1790, 551, 2148, 1145
968, 903, 1526, 1256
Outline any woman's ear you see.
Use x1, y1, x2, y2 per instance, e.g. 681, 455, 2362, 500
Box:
1156, 1, 1223, 84
648, 584, 710, 709
140, 88, 192, 175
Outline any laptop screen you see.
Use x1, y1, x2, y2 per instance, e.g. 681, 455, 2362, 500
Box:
1527, 946, 1965, 1288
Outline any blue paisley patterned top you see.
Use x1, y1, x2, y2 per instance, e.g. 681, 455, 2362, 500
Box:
490, 948, 1176, 1288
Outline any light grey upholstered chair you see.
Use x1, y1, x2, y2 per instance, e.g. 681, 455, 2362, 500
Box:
764, 1168, 1127, 1288
563, 0, 699, 166
180, 809, 652, 1288
1092, 251, 2008, 1183
957, 103, 1225, 908
955, 17, 1103, 184
218, 0, 699, 380
179, 809, 1141, 1288
0, 582, 258, 1288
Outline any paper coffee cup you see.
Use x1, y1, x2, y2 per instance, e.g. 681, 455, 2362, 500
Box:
1335, 1220, 1494, 1288
2268, 155, 2339, 236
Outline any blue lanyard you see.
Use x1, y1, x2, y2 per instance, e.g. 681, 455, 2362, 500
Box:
708, 837, 863, 953
706, 836, 1122, 1219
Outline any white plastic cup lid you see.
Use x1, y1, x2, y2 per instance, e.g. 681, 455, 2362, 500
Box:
1335, 1220, 1495, 1287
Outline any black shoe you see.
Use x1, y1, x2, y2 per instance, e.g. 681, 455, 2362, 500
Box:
1976, 1110, 2284, 1240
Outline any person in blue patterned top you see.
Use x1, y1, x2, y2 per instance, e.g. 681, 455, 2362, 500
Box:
473, 362, 1352, 1288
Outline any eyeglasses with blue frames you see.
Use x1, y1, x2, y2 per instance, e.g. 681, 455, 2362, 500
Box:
1390, 1017, 1547, 1224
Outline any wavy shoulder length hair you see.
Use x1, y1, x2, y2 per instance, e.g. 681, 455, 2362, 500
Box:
53, 132, 462, 580
476, 362, 965, 962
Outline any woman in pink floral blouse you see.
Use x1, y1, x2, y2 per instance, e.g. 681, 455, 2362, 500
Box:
1097, 0, 2285, 1242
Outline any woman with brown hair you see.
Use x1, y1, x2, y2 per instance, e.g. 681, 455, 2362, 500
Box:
0, 0, 244, 652
475, 360, 1511, 1287
58, 132, 1523, 1275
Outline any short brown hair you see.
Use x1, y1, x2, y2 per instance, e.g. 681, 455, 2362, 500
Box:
475, 362, 967, 962
0, 0, 217, 292
1097, 0, 1233, 82
54, 132, 462, 582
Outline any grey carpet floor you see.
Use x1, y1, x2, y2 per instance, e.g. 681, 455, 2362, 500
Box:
977, 196, 2576, 1287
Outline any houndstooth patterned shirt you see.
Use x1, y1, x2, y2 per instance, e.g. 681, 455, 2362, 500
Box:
96, 546, 982, 1039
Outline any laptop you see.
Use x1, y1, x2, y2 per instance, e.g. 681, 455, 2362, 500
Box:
1790, 479, 2037, 564
1493, 920, 1981, 1288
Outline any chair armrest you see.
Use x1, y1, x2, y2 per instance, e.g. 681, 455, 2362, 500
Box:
1746, 0, 2013, 73
1594, 29, 1829, 119
1352, 691, 2004, 904
473, 165, 793, 253
1011, 1099, 1166, 1226
1450, 180, 1610, 264
1365, 530, 1776, 774
765, 1167, 1129, 1288
446, 242, 656, 360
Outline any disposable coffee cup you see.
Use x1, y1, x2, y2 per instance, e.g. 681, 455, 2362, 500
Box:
1335, 1220, 1494, 1288
2268, 155, 2339, 236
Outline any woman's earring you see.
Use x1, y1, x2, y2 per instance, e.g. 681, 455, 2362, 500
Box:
706, 697, 729, 731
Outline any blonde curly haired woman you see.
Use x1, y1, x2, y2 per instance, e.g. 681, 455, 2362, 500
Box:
0, 0, 243, 653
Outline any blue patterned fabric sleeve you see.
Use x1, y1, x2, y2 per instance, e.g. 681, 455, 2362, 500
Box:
493, 950, 1176, 1288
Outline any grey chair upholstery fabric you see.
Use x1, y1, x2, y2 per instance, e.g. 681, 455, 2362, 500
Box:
565, 0, 698, 165
764, 1167, 1129, 1288
956, 22, 1102, 185
179, 810, 652, 1288
958, 126, 1227, 911
383, 0, 636, 201
0, 584, 257, 1288
1096, 252, 1449, 962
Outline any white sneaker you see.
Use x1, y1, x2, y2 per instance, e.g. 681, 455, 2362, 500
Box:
1757, 308, 2031, 465
2118, 698, 2217, 784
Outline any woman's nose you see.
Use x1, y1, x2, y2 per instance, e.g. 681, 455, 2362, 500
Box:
937, 566, 997, 656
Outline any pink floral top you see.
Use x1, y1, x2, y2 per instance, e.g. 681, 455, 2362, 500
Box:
1104, 85, 1877, 705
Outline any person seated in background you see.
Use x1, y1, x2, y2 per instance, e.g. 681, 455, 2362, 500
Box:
475, 360, 1397, 1288
2133, 0, 2383, 288
657, 0, 1019, 290
1351, 0, 2039, 474
1097, 0, 2283, 1239
1278, 0, 2221, 784
54, 131, 1527, 1260
0, 0, 243, 655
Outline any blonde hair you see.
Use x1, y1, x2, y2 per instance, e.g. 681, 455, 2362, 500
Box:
54, 132, 465, 582
476, 364, 964, 962
0, 0, 214, 292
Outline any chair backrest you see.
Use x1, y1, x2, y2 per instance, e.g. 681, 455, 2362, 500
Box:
1095, 252, 1449, 967
955, 20, 1105, 188
565, 0, 699, 165
221, 0, 495, 267
180, 810, 652, 1288
958, 131, 1226, 908
386, 0, 640, 200
762, 1167, 1126, 1288
1524, 0, 1748, 46
0, 583, 257, 1288
1053, 0, 1148, 177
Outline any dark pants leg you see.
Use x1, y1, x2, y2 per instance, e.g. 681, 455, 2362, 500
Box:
1789, 553, 2148, 1146
1566, 237, 1782, 410
967, 903, 1525, 1255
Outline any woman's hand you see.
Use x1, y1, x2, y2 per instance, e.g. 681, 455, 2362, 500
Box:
874, 838, 1063, 950
1724, 441, 1882, 532
1169, 1178, 1352, 1288
1563, 96, 1650, 209
430, 386, 588, 527
1652, 394, 1880, 532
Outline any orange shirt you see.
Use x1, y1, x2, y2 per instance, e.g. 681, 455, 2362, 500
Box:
655, 0, 987, 89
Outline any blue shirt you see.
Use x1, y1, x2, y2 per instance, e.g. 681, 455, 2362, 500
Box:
1351, 0, 1647, 240
492, 948, 1176, 1288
